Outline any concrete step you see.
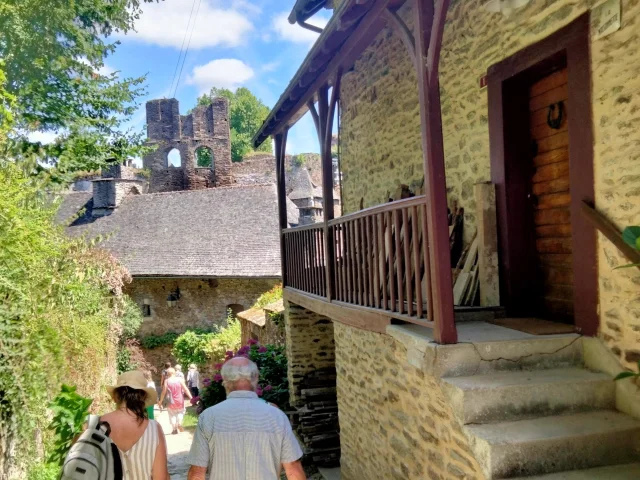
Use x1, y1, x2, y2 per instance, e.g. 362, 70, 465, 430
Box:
511, 462, 640, 479
465, 410, 640, 479
442, 368, 615, 424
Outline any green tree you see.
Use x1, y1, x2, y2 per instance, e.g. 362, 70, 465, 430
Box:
0, 0, 157, 182
197, 87, 272, 162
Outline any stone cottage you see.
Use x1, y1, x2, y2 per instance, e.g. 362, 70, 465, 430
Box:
251, 0, 640, 478
57, 98, 298, 342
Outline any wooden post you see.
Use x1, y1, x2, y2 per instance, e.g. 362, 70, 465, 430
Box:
475, 182, 500, 306
415, 0, 457, 344
274, 130, 289, 286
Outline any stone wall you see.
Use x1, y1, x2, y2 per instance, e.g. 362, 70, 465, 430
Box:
125, 277, 278, 336
143, 98, 232, 191
334, 322, 485, 480
284, 301, 336, 406
239, 311, 286, 347
337, 0, 640, 369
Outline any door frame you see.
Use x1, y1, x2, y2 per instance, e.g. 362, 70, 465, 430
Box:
487, 14, 598, 335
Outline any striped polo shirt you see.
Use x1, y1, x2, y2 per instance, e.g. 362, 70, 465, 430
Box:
188, 391, 303, 480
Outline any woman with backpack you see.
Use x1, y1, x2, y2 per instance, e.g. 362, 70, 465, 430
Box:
158, 367, 192, 435
101, 370, 169, 479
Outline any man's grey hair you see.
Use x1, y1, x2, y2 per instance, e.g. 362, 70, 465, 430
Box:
221, 358, 259, 390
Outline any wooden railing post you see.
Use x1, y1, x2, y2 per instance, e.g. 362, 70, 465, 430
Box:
274, 129, 289, 286
415, 0, 457, 344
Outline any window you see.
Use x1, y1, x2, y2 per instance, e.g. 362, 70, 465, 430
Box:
167, 148, 182, 167
195, 146, 213, 168
142, 304, 151, 317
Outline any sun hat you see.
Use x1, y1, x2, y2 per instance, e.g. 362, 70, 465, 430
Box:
106, 370, 158, 407
189, 364, 196, 369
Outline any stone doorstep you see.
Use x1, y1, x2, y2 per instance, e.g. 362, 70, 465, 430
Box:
510, 462, 640, 479
318, 467, 341, 480
464, 410, 640, 479
386, 323, 583, 378
441, 367, 615, 424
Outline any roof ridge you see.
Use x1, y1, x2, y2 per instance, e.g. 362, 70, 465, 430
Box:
133, 183, 277, 198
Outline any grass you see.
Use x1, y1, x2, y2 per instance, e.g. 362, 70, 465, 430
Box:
183, 406, 198, 430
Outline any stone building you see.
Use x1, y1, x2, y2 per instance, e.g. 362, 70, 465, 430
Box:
57, 165, 291, 337
251, 0, 640, 478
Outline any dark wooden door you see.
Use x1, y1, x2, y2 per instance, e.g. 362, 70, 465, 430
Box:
528, 68, 574, 323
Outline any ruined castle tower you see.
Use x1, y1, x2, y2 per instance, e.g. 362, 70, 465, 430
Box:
142, 97, 232, 193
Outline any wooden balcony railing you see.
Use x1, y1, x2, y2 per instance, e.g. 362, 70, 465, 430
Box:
282, 196, 434, 325
283, 223, 327, 297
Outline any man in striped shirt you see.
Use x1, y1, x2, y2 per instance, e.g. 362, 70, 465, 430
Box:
187, 357, 306, 480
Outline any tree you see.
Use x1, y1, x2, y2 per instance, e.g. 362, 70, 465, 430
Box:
0, 0, 157, 183
197, 87, 272, 162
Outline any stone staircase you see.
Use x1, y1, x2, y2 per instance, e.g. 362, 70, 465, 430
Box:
440, 334, 640, 479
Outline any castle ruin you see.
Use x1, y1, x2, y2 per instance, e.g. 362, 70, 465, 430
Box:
143, 97, 232, 193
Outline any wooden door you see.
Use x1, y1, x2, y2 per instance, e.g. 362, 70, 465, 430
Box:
528, 68, 574, 323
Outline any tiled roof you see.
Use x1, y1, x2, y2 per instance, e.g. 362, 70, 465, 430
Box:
59, 185, 283, 278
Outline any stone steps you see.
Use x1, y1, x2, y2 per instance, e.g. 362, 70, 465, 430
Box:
511, 462, 640, 479
442, 367, 615, 424
465, 410, 640, 479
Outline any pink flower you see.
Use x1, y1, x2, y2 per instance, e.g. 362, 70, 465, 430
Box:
202, 378, 211, 386
256, 386, 263, 396
264, 385, 272, 392
258, 346, 268, 353
237, 346, 249, 355
190, 396, 200, 405
225, 350, 234, 358
214, 363, 223, 370
213, 373, 223, 382
248, 339, 258, 345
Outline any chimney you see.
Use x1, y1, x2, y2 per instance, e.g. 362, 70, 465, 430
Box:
91, 162, 147, 217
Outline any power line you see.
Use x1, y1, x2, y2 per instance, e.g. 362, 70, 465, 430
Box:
168, 0, 198, 97
173, 0, 203, 98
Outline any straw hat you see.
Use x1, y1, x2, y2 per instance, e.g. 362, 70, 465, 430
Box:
106, 370, 158, 407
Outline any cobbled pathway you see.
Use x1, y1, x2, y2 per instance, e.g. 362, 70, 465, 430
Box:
155, 407, 193, 480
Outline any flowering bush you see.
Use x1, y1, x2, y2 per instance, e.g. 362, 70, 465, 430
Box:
196, 340, 289, 413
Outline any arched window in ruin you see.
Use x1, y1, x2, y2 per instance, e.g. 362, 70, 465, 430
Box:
195, 146, 213, 168
167, 148, 182, 167
227, 304, 244, 318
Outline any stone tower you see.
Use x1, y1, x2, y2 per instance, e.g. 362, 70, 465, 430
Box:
142, 97, 232, 193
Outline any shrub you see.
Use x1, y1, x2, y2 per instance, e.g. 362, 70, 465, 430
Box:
196, 339, 289, 413
47, 385, 93, 466
253, 283, 283, 308
171, 315, 241, 367
0, 161, 136, 476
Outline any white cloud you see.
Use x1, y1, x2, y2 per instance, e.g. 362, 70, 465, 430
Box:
261, 62, 279, 72
119, 0, 254, 49
186, 59, 254, 93
98, 64, 116, 77
272, 12, 328, 45
27, 130, 58, 144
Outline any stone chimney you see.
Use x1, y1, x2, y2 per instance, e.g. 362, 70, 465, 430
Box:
91, 162, 147, 217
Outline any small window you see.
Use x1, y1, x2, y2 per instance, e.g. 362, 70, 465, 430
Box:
168, 148, 182, 167
142, 304, 151, 317
195, 146, 213, 168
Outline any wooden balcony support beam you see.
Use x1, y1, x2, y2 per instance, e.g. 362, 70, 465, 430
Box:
274, 129, 290, 286
414, 0, 457, 344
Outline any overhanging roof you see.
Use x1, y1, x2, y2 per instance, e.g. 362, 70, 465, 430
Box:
253, 0, 406, 148
288, 0, 329, 24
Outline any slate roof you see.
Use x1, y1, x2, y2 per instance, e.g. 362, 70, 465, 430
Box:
58, 185, 285, 278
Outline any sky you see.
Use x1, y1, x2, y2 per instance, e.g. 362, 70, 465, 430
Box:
108, 0, 329, 161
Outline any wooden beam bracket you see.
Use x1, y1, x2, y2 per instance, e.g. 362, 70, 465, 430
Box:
384, 7, 416, 66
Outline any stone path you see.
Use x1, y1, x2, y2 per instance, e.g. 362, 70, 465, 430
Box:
154, 407, 193, 480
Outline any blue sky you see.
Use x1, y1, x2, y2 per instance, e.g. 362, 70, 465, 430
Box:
104, 0, 329, 160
